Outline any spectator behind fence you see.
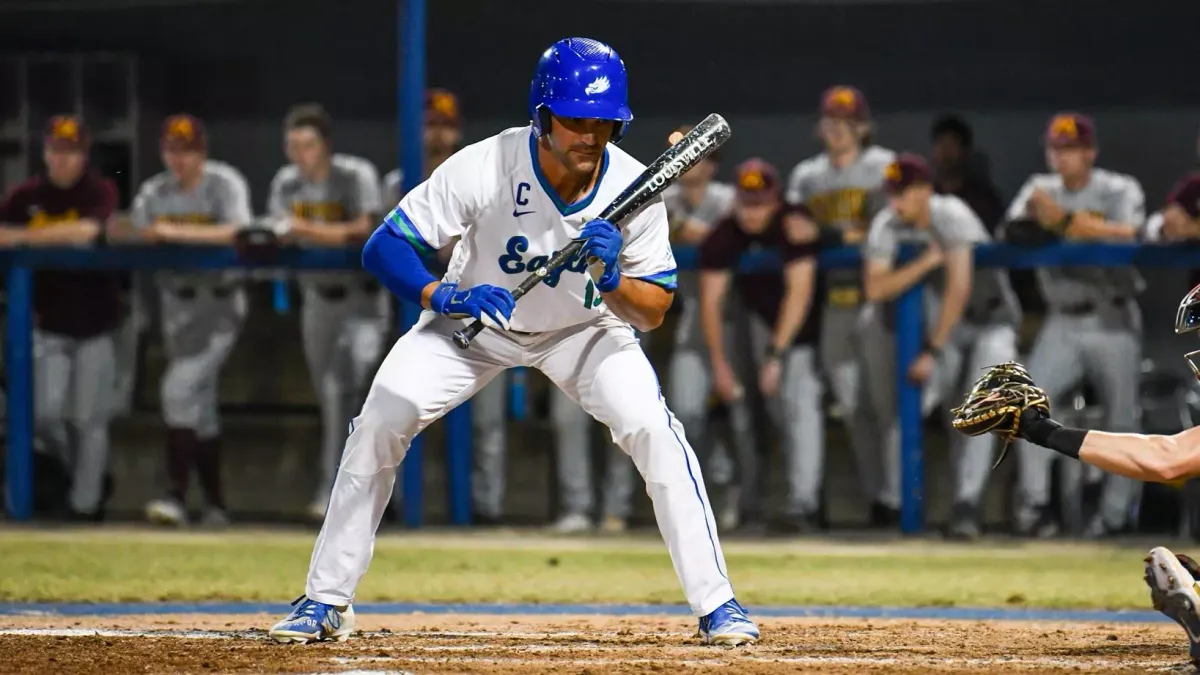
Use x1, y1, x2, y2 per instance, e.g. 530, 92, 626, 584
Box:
0, 115, 120, 521
130, 114, 254, 529
268, 103, 389, 522
785, 86, 897, 527
930, 114, 1004, 231
660, 125, 751, 532
1002, 112, 1147, 539
699, 159, 825, 533
861, 153, 1020, 540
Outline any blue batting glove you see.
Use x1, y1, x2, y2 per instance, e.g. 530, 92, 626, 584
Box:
430, 282, 515, 331
577, 218, 622, 293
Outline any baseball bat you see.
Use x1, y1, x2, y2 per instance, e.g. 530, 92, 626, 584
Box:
452, 113, 732, 350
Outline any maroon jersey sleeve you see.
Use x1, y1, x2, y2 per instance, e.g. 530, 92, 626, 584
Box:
698, 216, 746, 270
83, 175, 118, 221
0, 181, 31, 226
1168, 172, 1200, 219
778, 208, 819, 265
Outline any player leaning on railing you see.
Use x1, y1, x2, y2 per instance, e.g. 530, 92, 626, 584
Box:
952, 240, 1200, 663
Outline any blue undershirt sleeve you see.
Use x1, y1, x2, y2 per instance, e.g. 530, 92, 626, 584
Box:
362, 222, 439, 307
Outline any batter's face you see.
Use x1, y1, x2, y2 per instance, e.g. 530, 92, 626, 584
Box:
679, 158, 717, 190
163, 148, 205, 183
734, 200, 777, 234
286, 126, 330, 177
1046, 145, 1095, 178
546, 116, 614, 177
818, 117, 863, 154
424, 120, 462, 156
43, 147, 86, 186
889, 184, 932, 222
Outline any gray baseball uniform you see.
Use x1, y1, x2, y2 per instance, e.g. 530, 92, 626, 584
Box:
660, 181, 748, 504
270, 154, 390, 508
864, 194, 1020, 510
132, 160, 253, 439
786, 146, 895, 508
1007, 168, 1147, 533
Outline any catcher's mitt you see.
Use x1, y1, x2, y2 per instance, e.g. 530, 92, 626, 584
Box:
951, 362, 1050, 468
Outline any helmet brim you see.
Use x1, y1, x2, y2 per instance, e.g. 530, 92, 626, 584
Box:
544, 99, 633, 124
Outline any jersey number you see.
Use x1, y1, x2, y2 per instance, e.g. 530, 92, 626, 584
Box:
582, 279, 604, 309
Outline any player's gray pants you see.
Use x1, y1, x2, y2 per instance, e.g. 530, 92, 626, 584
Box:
821, 304, 889, 506
34, 329, 116, 514
159, 287, 245, 439
469, 375, 508, 520
864, 320, 1019, 509
302, 288, 390, 504
747, 316, 825, 516
1014, 312, 1142, 530
552, 384, 635, 520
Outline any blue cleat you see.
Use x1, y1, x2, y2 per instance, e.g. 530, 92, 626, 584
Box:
1144, 547, 1200, 665
698, 598, 759, 646
269, 595, 356, 644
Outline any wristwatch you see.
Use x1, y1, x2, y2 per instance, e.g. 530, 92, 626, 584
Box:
764, 344, 784, 361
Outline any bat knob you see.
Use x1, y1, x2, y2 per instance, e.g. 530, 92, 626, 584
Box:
452, 331, 471, 350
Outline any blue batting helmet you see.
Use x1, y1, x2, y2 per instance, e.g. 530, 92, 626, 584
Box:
529, 37, 632, 143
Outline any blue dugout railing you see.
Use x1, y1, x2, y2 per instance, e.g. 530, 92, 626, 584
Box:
4, 242, 1199, 531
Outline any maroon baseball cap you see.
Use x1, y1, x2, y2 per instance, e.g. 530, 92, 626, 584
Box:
161, 114, 208, 152
44, 115, 90, 152
426, 88, 461, 127
1045, 112, 1097, 148
1169, 172, 1200, 219
820, 86, 870, 121
734, 158, 780, 205
883, 153, 934, 194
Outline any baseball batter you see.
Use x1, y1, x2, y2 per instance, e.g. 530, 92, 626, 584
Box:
785, 86, 898, 525
700, 159, 825, 532
863, 154, 1019, 540
268, 103, 389, 522
0, 116, 121, 520
133, 115, 254, 528
1003, 113, 1146, 538
270, 37, 757, 646
951, 270, 1200, 663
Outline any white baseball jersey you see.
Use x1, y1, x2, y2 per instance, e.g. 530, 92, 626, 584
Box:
386, 126, 677, 333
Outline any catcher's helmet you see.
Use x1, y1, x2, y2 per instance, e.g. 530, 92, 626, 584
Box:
529, 37, 632, 142
1176, 283, 1200, 377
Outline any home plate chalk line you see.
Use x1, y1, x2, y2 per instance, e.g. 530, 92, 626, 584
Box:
0, 601, 1172, 623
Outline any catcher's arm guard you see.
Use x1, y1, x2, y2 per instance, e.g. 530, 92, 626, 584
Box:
950, 361, 1050, 469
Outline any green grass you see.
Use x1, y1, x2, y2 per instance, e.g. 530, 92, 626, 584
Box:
0, 527, 1167, 609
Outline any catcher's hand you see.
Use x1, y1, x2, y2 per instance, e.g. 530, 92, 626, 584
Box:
950, 361, 1050, 468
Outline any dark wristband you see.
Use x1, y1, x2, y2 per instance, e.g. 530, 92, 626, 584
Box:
1055, 210, 1075, 232
923, 339, 942, 357
764, 344, 784, 361
1018, 408, 1083, 459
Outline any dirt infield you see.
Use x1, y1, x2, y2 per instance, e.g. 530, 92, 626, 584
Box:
0, 613, 1194, 674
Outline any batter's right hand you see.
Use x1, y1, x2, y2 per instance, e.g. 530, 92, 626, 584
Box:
430, 282, 515, 331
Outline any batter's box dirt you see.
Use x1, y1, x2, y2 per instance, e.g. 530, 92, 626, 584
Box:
0, 613, 1195, 674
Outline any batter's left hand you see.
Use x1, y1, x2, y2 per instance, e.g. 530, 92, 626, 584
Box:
577, 218, 622, 292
